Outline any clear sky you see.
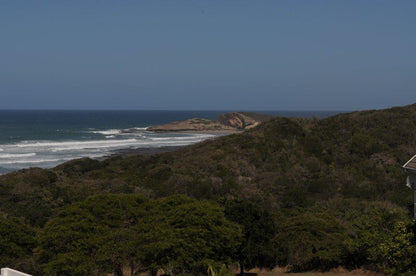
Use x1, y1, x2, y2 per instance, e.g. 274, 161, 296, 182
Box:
1, 1, 415, 110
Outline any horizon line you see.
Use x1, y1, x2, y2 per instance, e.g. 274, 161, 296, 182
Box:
0, 108, 353, 112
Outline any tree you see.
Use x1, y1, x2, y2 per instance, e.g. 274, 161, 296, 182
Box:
275, 211, 347, 271
37, 194, 152, 275
37, 204, 103, 275
223, 199, 276, 274
150, 195, 243, 275
368, 221, 416, 275
0, 215, 36, 273
37, 194, 242, 276
335, 200, 416, 274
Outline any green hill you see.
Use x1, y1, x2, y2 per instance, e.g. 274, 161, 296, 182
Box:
1, 104, 416, 275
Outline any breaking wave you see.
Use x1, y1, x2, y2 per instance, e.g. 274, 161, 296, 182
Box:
0, 153, 36, 159
0, 132, 218, 173
90, 129, 121, 135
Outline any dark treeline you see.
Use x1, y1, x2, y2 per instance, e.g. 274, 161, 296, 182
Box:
1, 104, 416, 275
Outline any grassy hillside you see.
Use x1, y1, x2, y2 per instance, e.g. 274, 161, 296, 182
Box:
7, 103, 413, 214
1, 104, 416, 275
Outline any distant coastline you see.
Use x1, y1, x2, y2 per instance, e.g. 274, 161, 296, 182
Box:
0, 110, 343, 175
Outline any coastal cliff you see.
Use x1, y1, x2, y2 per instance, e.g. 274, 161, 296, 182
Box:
147, 112, 268, 132
217, 112, 260, 129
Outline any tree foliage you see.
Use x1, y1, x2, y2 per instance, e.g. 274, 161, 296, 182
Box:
37, 194, 241, 275
275, 211, 347, 271
0, 215, 36, 272
223, 199, 276, 273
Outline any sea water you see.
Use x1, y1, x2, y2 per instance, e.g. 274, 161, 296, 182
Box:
0, 110, 339, 174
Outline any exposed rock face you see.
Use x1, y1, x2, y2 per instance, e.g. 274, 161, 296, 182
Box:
217, 112, 259, 129
146, 118, 236, 132
147, 112, 266, 132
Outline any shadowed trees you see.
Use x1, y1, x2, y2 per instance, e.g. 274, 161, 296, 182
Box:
223, 199, 276, 274
0, 215, 36, 272
37, 194, 242, 276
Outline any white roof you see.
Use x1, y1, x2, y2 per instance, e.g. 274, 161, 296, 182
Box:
403, 154, 416, 172
1, 268, 32, 276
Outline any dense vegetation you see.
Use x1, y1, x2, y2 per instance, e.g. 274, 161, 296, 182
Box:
1, 104, 416, 275
37, 194, 241, 275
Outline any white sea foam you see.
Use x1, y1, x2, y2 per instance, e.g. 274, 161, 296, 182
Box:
90, 127, 148, 136
0, 132, 219, 172
90, 129, 121, 135
0, 153, 36, 159
0, 152, 106, 165
5, 135, 214, 155
0, 158, 64, 165
16, 139, 139, 149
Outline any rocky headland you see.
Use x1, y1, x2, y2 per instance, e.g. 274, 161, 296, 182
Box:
146, 112, 272, 132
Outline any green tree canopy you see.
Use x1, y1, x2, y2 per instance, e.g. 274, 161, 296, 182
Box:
37, 194, 242, 276
0, 215, 36, 272
275, 211, 347, 271
223, 199, 276, 274
154, 195, 242, 275
37, 194, 151, 276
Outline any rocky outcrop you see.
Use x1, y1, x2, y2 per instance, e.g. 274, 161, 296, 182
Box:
147, 112, 268, 132
146, 118, 236, 132
217, 112, 259, 130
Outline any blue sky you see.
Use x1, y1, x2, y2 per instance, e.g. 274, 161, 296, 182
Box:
1, 1, 415, 110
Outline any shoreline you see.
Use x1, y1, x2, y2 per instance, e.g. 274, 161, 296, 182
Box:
106, 130, 236, 157
146, 129, 241, 134
109, 145, 186, 156
0, 146, 189, 176
0, 131, 233, 175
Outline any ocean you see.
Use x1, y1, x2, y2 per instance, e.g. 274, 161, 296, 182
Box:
0, 110, 340, 174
